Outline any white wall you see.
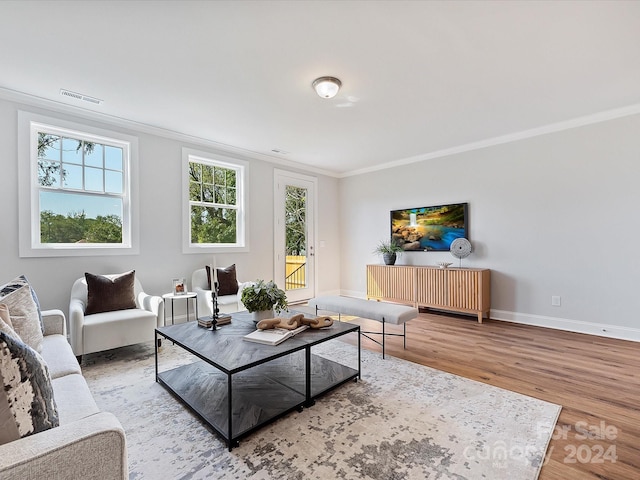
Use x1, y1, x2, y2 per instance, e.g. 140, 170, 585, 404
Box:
339, 113, 640, 341
0, 97, 341, 317
4, 93, 638, 342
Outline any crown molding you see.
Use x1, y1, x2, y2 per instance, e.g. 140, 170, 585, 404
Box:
340, 103, 640, 178
0, 86, 339, 178
3, 86, 638, 181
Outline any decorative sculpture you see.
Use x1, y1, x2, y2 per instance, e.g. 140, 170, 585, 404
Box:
300, 315, 334, 329
256, 314, 333, 330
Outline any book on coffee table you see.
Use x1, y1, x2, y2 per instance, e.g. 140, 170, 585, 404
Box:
197, 315, 231, 328
243, 325, 309, 346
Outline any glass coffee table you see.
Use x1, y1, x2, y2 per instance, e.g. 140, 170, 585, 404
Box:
155, 311, 360, 451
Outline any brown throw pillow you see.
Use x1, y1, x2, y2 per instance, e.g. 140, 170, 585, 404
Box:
205, 264, 238, 296
217, 264, 239, 296
205, 265, 213, 291
85, 270, 137, 315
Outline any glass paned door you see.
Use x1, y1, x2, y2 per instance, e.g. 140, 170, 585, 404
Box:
274, 170, 315, 303
285, 185, 307, 292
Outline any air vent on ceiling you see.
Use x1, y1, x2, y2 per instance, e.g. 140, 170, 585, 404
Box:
271, 148, 290, 155
60, 89, 103, 105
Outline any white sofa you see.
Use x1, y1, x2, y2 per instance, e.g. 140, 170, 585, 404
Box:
191, 268, 248, 316
0, 310, 127, 480
69, 274, 164, 362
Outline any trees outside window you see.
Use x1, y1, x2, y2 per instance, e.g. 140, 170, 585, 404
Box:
36, 129, 127, 245
18, 111, 138, 257
189, 161, 237, 244
285, 185, 306, 256
183, 150, 246, 252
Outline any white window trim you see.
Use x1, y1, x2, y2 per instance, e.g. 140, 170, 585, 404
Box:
18, 111, 139, 257
182, 147, 249, 254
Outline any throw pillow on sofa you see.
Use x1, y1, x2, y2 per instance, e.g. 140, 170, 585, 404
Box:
85, 270, 137, 315
0, 330, 59, 446
0, 275, 44, 333
0, 283, 44, 352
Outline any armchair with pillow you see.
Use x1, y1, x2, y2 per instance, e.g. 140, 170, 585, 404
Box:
192, 264, 247, 316
69, 270, 164, 363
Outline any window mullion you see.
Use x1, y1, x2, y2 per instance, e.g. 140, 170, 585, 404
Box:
190, 200, 236, 210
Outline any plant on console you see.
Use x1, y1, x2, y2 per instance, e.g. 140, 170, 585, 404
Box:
373, 239, 403, 265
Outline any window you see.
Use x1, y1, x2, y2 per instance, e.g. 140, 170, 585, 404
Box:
18, 112, 139, 257
182, 148, 248, 253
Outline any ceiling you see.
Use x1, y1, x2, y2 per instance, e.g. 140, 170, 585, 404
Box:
1, 0, 639, 176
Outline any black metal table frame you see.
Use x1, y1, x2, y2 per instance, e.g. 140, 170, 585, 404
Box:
155, 322, 360, 451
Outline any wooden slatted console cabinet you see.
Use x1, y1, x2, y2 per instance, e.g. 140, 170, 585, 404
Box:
366, 264, 491, 323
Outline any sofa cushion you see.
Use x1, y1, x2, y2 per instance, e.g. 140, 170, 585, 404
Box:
82, 308, 157, 355
0, 331, 59, 446
41, 335, 82, 379
85, 270, 136, 315
0, 284, 44, 352
0, 275, 44, 333
206, 264, 238, 295
51, 374, 99, 424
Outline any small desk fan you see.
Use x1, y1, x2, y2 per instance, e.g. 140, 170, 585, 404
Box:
450, 238, 472, 267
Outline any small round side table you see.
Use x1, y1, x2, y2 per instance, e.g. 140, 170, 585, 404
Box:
162, 292, 198, 326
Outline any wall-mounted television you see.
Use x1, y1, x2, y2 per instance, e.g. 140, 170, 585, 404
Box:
391, 202, 468, 251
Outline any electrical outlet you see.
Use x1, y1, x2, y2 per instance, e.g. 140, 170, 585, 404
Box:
551, 296, 561, 307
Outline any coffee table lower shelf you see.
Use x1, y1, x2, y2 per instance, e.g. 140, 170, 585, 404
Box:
156, 352, 358, 450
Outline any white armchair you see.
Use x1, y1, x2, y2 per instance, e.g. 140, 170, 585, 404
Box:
191, 267, 247, 316
69, 273, 164, 362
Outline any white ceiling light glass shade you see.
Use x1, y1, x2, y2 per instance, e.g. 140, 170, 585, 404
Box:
312, 76, 342, 98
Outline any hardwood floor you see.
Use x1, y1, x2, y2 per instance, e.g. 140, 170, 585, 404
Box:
340, 311, 640, 479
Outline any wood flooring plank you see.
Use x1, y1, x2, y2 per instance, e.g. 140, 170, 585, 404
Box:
337, 312, 640, 480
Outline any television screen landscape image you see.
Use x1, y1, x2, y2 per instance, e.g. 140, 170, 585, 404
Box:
391, 203, 468, 251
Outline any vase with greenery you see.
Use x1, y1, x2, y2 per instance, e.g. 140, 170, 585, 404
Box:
373, 239, 404, 265
240, 279, 288, 321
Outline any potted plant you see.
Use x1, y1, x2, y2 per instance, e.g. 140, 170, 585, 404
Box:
373, 239, 404, 265
240, 279, 288, 322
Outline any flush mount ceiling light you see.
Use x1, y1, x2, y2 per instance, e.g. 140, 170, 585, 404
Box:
312, 76, 342, 99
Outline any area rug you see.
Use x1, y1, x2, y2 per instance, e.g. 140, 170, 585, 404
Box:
82, 340, 560, 480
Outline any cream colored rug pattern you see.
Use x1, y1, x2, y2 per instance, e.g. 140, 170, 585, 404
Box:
82, 340, 560, 480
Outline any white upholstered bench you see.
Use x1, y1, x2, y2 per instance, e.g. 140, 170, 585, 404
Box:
308, 296, 418, 358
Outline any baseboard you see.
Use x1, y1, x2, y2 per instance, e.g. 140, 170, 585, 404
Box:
490, 309, 640, 343
339, 289, 366, 299
338, 290, 640, 343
